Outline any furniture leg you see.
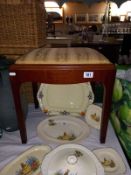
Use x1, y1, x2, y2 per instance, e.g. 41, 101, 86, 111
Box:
100, 72, 115, 143
9, 75, 27, 143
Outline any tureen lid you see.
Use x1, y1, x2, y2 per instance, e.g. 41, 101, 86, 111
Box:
41, 144, 104, 175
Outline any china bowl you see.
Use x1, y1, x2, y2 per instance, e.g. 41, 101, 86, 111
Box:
93, 148, 126, 175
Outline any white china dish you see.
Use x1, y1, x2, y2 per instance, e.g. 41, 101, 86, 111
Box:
85, 104, 102, 129
37, 116, 90, 143
93, 148, 126, 175
41, 144, 104, 175
0, 145, 51, 175
37, 82, 94, 116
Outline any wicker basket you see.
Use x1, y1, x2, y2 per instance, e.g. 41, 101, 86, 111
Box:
0, 0, 46, 55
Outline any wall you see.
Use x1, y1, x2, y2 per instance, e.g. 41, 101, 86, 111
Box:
54, 1, 107, 34
63, 1, 106, 15
87, 1, 106, 14
63, 2, 88, 16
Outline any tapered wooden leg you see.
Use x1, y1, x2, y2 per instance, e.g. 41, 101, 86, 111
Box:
9, 76, 27, 144
32, 82, 39, 109
100, 71, 115, 143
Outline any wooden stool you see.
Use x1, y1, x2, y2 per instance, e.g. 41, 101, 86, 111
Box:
9, 47, 116, 144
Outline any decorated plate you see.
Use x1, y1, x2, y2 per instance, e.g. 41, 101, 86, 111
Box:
37, 83, 94, 117
85, 104, 102, 129
0, 145, 51, 175
93, 148, 126, 175
37, 116, 90, 144
41, 144, 104, 175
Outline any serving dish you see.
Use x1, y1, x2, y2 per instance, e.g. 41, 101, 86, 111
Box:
0, 145, 51, 175
41, 144, 104, 175
37, 83, 94, 117
85, 104, 102, 129
37, 116, 90, 144
93, 148, 126, 175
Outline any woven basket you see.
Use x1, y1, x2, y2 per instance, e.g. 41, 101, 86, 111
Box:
0, 0, 46, 55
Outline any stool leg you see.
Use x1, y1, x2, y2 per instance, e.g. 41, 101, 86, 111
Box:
32, 82, 39, 109
10, 77, 27, 144
100, 74, 115, 143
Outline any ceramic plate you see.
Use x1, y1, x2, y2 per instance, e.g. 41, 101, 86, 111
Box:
41, 144, 104, 175
37, 83, 94, 116
37, 116, 90, 143
0, 145, 51, 175
93, 148, 126, 175
85, 104, 102, 129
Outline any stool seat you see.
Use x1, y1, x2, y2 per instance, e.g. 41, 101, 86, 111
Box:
16, 47, 110, 65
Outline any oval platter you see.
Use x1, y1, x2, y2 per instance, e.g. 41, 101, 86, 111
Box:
37, 115, 90, 144
37, 82, 94, 117
0, 145, 51, 175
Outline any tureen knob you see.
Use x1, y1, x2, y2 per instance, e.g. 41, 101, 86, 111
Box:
67, 155, 78, 164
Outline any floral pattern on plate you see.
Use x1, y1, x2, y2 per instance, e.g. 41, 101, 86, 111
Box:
15, 156, 40, 175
